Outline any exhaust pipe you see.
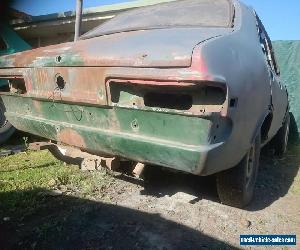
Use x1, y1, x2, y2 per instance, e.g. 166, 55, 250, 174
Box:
29, 142, 145, 176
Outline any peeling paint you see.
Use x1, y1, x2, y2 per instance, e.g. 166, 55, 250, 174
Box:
57, 128, 86, 148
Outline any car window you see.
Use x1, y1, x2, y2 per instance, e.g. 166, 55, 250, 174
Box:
255, 14, 280, 75
81, 0, 234, 39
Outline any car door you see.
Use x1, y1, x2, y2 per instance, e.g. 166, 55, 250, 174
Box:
256, 15, 288, 140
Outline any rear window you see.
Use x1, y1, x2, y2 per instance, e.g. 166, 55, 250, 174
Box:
81, 0, 234, 39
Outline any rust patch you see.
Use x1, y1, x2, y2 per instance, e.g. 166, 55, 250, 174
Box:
32, 100, 42, 113
57, 128, 86, 148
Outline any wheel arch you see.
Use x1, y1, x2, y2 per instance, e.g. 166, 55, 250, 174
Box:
252, 109, 273, 146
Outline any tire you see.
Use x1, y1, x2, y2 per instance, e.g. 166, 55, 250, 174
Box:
216, 133, 261, 208
0, 96, 15, 145
270, 112, 290, 157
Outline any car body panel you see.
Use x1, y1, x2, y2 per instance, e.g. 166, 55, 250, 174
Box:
0, 24, 31, 145
0, 24, 31, 88
0, 28, 230, 69
0, 24, 31, 56
2, 94, 215, 173
0, 0, 288, 175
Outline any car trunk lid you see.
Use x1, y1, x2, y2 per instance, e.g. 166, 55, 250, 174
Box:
0, 28, 230, 68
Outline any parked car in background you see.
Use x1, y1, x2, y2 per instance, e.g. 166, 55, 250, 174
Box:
0, 24, 31, 144
0, 0, 289, 207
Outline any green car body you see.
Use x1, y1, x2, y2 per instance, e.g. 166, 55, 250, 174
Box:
0, 24, 31, 144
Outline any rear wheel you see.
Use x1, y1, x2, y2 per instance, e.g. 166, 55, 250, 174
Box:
216, 133, 261, 208
270, 113, 290, 157
0, 97, 15, 145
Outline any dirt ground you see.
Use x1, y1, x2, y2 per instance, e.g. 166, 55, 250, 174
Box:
0, 135, 299, 249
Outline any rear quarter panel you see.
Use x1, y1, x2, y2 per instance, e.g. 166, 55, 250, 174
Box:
198, 1, 271, 174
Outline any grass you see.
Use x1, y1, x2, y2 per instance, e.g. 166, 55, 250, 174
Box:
0, 148, 116, 249
0, 138, 299, 248
0, 137, 300, 249
0, 150, 113, 219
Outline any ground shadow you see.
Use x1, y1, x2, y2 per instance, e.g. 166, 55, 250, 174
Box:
0, 131, 38, 146
116, 112, 300, 211
289, 112, 300, 145
116, 165, 218, 201
2, 114, 299, 220
0, 188, 238, 250
246, 145, 299, 211
247, 112, 300, 210
0, 131, 44, 153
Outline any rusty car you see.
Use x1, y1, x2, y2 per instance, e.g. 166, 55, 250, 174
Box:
0, 24, 31, 144
0, 0, 289, 207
